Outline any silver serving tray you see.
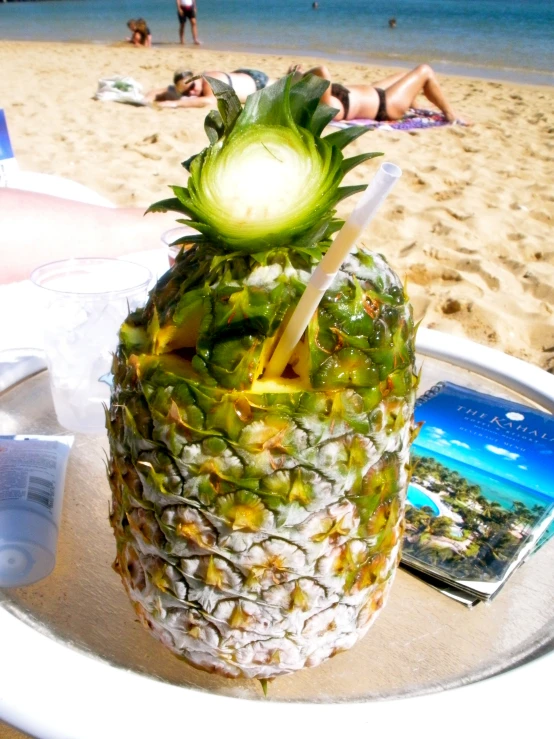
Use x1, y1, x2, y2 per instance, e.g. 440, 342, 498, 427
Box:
1, 333, 553, 737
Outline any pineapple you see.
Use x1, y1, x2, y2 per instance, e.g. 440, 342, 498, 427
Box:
108, 74, 417, 680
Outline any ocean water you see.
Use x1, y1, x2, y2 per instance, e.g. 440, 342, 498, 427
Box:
1, 0, 553, 86
414, 448, 554, 514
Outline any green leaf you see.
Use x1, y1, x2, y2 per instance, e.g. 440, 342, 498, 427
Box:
166, 233, 205, 246
204, 75, 242, 134
237, 74, 294, 130
209, 252, 244, 272
324, 125, 371, 150
341, 151, 383, 175
178, 221, 217, 237
171, 185, 192, 204
181, 154, 198, 172
145, 197, 190, 215
292, 215, 334, 249
288, 73, 330, 128
204, 109, 225, 145
309, 103, 340, 136
336, 184, 368, 202
325, 219, 344, 237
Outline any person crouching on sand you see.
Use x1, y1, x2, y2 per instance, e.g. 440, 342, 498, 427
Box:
127, 19, 152, 47
146, 68, 277, 107
290, 63, 470, 125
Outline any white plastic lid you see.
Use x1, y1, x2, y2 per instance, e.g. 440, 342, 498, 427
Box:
0, 506, 57, 587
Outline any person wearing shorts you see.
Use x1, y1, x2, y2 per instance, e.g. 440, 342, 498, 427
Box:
232, 69, 270, 91
176, 0, 200, 45
146, 68, 276, 108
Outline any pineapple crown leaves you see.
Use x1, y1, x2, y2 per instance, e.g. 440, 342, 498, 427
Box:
147, 73, 382, 255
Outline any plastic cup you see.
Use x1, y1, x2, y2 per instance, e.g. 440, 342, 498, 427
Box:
161, 225, 199, 267
30, 258, 152, 434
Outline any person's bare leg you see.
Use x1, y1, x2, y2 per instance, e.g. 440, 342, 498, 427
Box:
371, 70, 407, 89
302, 65, 331, 81
179, 19, 185, 44
190, 17, 201, 44
286, 65, 334, 103
384, 64, 468, 123
287, 63, 305, 84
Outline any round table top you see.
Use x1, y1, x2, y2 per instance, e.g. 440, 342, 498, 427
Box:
1, 335, 553, 737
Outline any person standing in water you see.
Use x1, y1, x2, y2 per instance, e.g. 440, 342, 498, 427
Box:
176, 0, 201, 45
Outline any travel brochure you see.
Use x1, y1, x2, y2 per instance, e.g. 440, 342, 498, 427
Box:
0, 109, 18, 186
402, 382, 554, 605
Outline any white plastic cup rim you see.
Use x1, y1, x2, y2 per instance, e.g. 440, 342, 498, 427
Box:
30, 257, 152, 298
160, 224, 199, 248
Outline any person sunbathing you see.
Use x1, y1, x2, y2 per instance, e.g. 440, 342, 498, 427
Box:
146, 70, 194, 103
290, 64, 470, 125
146, 68, 276, 108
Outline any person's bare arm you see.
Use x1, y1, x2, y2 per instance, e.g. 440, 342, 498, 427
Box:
156, 95, 213, 108
0, 190, 178, 284
145, 86, 169, 102
176, 0, 183, 14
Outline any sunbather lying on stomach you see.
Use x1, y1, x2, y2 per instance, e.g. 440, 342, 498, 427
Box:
145, 68, 277, 108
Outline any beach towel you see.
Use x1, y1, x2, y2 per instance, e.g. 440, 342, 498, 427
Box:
329, 108, 459, 132
94, 76, 148, 106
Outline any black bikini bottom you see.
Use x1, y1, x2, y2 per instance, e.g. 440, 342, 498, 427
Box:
330, 83, 350, 119
374, 87, 389, 121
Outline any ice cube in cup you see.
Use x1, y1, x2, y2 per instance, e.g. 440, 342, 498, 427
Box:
161, 225, 199, 267
30, 258, 152, 434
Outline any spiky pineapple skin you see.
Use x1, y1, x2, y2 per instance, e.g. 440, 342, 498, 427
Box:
108, 249, 416, 679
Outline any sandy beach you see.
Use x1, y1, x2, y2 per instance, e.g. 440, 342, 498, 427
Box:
1, 40, 553, 372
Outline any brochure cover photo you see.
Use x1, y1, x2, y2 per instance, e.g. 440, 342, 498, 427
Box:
402, 382, 554, 600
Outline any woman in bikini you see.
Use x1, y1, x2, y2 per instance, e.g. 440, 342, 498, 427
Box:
146, 68, 276, 108
291, 64, 469, 125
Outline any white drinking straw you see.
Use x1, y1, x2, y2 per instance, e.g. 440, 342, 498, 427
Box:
265, 162, 402, 379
